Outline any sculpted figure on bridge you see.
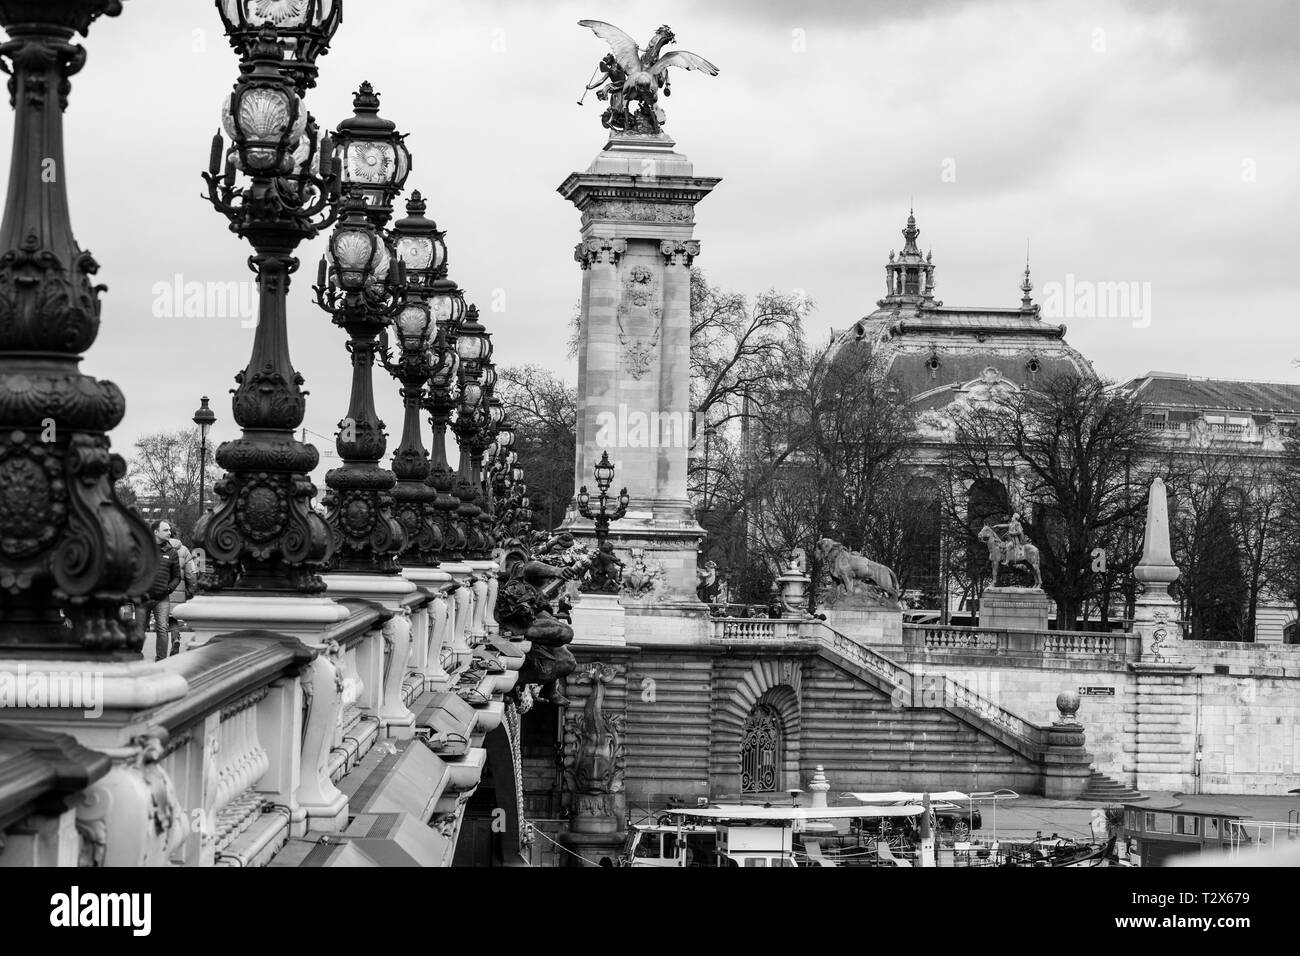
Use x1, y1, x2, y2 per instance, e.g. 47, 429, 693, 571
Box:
495, 533, 593, 706
816, 538, 901, 608
577, 20, 719, 134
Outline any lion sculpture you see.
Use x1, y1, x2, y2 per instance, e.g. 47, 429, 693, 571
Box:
816, 538, 901, 606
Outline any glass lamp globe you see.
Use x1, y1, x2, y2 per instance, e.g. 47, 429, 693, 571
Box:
334, 83, 411, 212
327, 214, 387, 292
594, 452, 616, 489
395, 302, 432, 350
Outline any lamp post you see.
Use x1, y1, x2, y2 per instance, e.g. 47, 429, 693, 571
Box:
195, 21, 341, 593
577, 451, 629, 592
192, 396, 216, 517
314, 83, 411, 574
577, 451, 630, 550
378, 191, 446, 567
449, 305, 493, 559
0, 0, 156, 653
425, 324, 464, 559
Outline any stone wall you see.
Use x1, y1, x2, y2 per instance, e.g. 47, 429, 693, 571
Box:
898, 644, 1300, 795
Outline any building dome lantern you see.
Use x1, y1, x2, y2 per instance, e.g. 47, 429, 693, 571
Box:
881, 207, 936, 307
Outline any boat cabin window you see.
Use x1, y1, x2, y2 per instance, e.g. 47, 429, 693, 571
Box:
663, 833, 679, 859
1144, 812, 1172, 834
743, 858, 767, 867
1175, 815, 1200, 836
634, 834, 662, 859
1205, 817, 1220, 840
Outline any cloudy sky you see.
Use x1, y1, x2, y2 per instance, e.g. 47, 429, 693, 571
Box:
11, 0, 1297, 485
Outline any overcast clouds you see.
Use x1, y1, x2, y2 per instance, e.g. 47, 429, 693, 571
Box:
9, 0, 1296, 486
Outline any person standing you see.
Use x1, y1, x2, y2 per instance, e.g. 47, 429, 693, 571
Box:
167, 529, 198, 656
144, 520, 182, 661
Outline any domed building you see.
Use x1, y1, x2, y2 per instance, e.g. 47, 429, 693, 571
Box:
819, 212, 1097, 616
829, 210, 1095, 414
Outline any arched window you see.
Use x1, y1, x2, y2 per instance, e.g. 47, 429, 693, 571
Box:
966, 477, 1010, 579
904, 476, 942, 597
740, 704, 781, 794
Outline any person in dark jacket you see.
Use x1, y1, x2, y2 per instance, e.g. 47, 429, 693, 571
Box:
145, 520, 182, 661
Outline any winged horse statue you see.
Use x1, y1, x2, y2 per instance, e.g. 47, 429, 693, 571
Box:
577, 21, 719, 134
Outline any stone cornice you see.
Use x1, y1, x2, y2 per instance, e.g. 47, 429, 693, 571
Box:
558, 173, 720, 210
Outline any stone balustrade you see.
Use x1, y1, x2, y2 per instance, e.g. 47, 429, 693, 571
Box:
903, 624, 1138, 664
0, 559, 516, 867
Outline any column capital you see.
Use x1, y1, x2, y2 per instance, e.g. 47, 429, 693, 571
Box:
575, 237, 627, 270
660, 239, 701, 267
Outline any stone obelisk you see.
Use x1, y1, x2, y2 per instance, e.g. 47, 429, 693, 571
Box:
1129, 475, 1194, 793
560, 23, 721, 607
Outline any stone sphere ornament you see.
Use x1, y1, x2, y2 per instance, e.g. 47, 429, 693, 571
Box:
1056, 689, 1081, 722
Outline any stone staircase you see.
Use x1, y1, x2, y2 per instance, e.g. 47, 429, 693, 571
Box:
1080, 769, 1144, 802
806, 621, 1091, 795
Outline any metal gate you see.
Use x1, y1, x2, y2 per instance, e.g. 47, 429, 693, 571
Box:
740, 704, 780, 793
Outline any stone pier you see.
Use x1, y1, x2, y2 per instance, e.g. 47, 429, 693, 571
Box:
558, 133, 720, 607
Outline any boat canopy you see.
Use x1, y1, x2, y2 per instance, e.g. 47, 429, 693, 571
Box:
843, 789, 1020, 804
667, 804, 924, 821
845, 791, 969, 804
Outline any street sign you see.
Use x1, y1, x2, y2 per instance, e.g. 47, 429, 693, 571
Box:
1079, 686, 1115, 696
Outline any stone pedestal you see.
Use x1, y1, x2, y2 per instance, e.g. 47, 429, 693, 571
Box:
1128, 662, 1195, 793
808, 766, 830, 808
562, 790, 627, 866
323, 572, 419, 739
559, 829, 626, 868
570, 590, 626, 646
403, 566, 454, 684
824, 605, 903, 645
979, 587, 1050, 631
1133, 583, 1182, 664
173, 594, 351, 648
1041, 691, 1092, 799
777, 569, 812, 617
559, 133, 720, 606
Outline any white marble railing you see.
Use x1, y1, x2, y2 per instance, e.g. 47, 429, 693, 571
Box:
904, 624, 1134, 662
4, 557, 512, 868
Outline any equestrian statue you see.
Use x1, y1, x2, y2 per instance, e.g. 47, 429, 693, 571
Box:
977, 512, 1042, 589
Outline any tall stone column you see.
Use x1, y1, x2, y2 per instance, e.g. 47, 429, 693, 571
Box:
559, 134, 719, 606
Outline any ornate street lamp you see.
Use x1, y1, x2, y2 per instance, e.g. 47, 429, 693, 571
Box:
424, 325, 464, 559
192, 396, 217, 517
315, 85, 410, 574
196, 26, 340, 593
333, 81, 411, 224
451, 309, 499, 560
377, 191, 446, 566
0, 0, 156, 654
216, 0, 343, 94
577, 451, 630, 591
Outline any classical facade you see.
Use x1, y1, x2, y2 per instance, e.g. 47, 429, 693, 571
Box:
817, 213, 1299, 639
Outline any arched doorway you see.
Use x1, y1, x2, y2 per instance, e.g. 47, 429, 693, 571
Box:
740, 703, 781, 794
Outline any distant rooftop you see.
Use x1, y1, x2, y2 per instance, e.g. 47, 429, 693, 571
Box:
1124, 371, 1300, 415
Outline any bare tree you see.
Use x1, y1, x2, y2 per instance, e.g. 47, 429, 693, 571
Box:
1265, 441, 1300, 624
496, 364, 577, 533
1169, 448, 1283, 641
743, 337, 915, 602
126, 429, 216, 542
943, 374, 1150, 629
